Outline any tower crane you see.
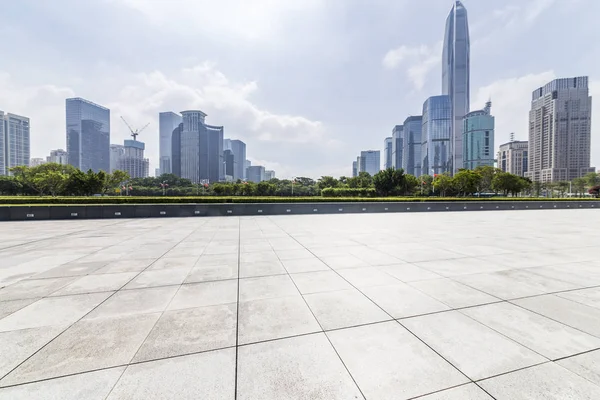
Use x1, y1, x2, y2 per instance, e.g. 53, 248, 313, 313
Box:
120, 116, 150, 141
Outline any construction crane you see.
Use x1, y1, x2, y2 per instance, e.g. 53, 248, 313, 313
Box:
120, 116, 149, 141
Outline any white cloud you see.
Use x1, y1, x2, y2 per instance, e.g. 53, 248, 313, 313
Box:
382, 42, 442, 90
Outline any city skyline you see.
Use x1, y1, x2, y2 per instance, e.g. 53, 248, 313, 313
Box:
1, 0, 599, 178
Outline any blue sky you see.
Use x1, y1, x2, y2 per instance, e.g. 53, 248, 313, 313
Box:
1, 0, 598, 178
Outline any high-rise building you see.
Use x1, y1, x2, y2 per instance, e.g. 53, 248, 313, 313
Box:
1, 111, 30, 175
525, 77, 595, 182
159, 112, 182, 175
359, 150, 380, 176
463, 101, 494, 170
180, 110, 224, 183
244, 160, 251, 180
66, 98, 110, 172
224, 139, 246, 181
265, 170, 276, 181
402, 116, 423, 176
118, 140, 149, 178
422, 95, 452, 176
383, 137, 393, 169
47, 149, 68, 165
171, 123, 183, 177
442, 1, 470, 174
498, 140, 528, 177
391, 125, 404, 170
352, 160, 358, 177
246, 165, 265, 183
223, 149, 234, 181
109, 144, 125, 173
30, 158, 46, 167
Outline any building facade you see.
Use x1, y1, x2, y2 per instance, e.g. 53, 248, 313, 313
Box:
498, 140, 528, 177
359, 150, 380, 176
442, 0, 470, 174
30, 158, 45, 167
402, 116, 423, 177
66, 98, 110, 172
179, 110, 224, 183
118, 140, 149, 178
47, 149, 68, 165
462, 101, 494, 170
525, 77, 594, 182
171, 123, 183, 177
391, 125, 404, 170
1, 111, 30, 175
246, 165, 265, 183
352, 160, 357, 177
159, 111, 182, 175
109, 144, 125, 173
422, 95, 452, 176
223, 139, 246, 181
384, 137, 393, 169
223, 149, 234, 181
265, 170, 276, 180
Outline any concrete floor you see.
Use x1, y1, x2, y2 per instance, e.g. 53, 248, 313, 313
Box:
0, 210, 599, 399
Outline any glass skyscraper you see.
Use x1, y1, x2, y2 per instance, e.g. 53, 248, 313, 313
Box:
402, 116, 423, 177
180, 110, 224, 183
1, 111, 30, 175
422, 95, 452, 176
391, 125, 404, 170
383, 137, 393, 170
66, 98, 110, 172
159, 112, 183, 175
442, 0, 470, 174
463, 101, 494, 170
359, 150, 380, 176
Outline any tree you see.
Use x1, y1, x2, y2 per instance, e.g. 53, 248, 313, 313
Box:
256, 181, 276, 196
474, 165, 497, 194
372, 168, 400, 196
317, 176, 339, 190
555, 181, 570, 197
103, 170, 130, 194
34, 170, 69, 197
572, 177, 587, 197
452, 169, 481, 196
0, 176, 21, 195
418, 175, 433, 195
403, 174, 419, 196
347, 172, 373, 189
584, 172, 600, 188
432, 173, 453, 197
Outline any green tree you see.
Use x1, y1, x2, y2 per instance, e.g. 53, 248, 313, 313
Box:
403, 174, 419, 195
317, 176, 339, 190
555, 181, 570, 197
347, 172, 373, 188
418, 175, 433, 195
572, 177, 586, 197
0, 176, 21, 195
256, 181, 276, 196
34, 170, 69, 196
584, 172, 600, 188
372, 168, 401, 196
452, 169, 481, 196
432, 173, 453, 196
473, 165, 497, 194
103, 170, 130, 194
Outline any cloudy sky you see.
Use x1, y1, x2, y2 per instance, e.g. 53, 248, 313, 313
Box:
1, 0, 598, 178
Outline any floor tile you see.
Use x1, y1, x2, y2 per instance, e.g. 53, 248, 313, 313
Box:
410, 278, 499, 308
51, 272, 137, 296
95, 259, 155, 274
281, 258, 331, 273
320, 255, 370, 270
418, 384, 494, 399
239, 275, 299, 302
557, 350, 600, 386
0, 278, 75, 301
379, 263, 442, 282
362, 283, 450, 318
556, 287, 600, 309
147, 256, 199, 270
124, 268, 191, 289
338, 267, 400, 288
84, 286, 178, 320
291, 271, 353, 294
168, 280, 237, 310
185, 264, 238, 282
32, 261, 107, 279
0, 298, 39, 320
239, 261, 286, 278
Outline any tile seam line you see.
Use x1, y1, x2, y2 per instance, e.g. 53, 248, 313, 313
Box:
234, 216, 241, 400
0, 219, 208, 384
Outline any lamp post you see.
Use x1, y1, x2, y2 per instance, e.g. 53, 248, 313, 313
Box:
291, 177, 296, 196
160, 181, 168, 196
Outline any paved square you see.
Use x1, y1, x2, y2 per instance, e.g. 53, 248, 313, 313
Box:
1, 210, 600, 399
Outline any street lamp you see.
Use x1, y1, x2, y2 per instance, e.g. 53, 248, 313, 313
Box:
160, 181, 169, 196
291, 176, 296, 196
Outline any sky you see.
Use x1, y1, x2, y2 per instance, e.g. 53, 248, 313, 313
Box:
1, 0, 599, 179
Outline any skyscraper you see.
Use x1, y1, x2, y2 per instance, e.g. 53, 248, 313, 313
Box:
463, 101, 494, 170
224, 139, 246, 181
223, 149, 234, 180
359, 150, 380, 176
246, 165, 265, 183
422, 95, 452, 176
66, 98, 110, 172
265, 170, 276, 181
402, 116, 423, 176
159, 112, 183, 175
118, 140, 149, 178
352, 160, 357, 177
498, 140, 528, 177
1, 111, 30, 175
171, 123, 183, 177
180, 110, 224, 183
47, 149, 68, 165
525, 77, 594, 182
391, 125, 404, 170
442, 1, 470, 174
383, 137, 393, 169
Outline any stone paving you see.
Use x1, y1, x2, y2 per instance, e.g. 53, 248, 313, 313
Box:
0, 210, 600, 399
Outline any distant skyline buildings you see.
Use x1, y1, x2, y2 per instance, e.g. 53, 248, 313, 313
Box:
442, 0, 470, 174
462, 101, 494, 170
246, 165, 265, 183
47, 149, 67, 165
402, 116, 423, 177
383, 137, 393, 170
391, 125, 404, 170
118, 139, 150, 178
66, 98, 110, 173
498, 139, 528, 177
158, 112, 182, 175
180, 110, 224, 183
526, 77, 595, 182
422, 95, 452, 176
359, 150, 380, 176
1, 111, 30, 176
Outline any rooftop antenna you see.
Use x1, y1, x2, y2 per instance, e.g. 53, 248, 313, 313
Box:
120, 116, 149, 141
510, 132, 515, 142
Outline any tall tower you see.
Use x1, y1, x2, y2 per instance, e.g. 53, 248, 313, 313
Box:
66, 98, 110, 173
442, 0, 470, 174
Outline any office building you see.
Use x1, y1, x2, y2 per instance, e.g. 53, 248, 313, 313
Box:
155, 168, 160, 177
402, 116, 423, 176
118, 140, 149, 178
47, 149, 68, 165
352, 160, 358, 177
179, 110, 224, 183
244, 160, 251, 180
498, 139, 528, 177
30, 158, 46, 167
246, 165, 265, 183
525, 77, 594, 182
265, 170, 276, 180
1, 111, 30, 175
463, 101, 494, 170
171, 123, 183, 177
442, 1, 470, 174
391, 125, 404, 170
422, 95, 452, 176
66, 98, 110, 172
109, 144, 125, 173
159, 112, 183, 175
384, 137, 393, 169
224, 138, 246, 181
359, 150, 380, 176
223, 149, 234, 181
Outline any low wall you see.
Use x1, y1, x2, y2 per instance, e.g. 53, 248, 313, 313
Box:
0, 200, 598, 221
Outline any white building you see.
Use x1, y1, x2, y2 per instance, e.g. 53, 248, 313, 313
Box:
47, 149, 68, 165
111, 140, 149, 178
1, 111, 30, 176
30, 158, 46, 167
525, 77, 595, 182
497, 139, 528, 177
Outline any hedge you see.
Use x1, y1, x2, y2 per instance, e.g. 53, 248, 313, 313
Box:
0, 196, 598, 205
320, 188, 377, 197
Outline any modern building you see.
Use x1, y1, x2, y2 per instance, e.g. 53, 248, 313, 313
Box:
159, 112, 183, 175
384, 137, 393, 170
442, 0, 470, 174
265, 170, 276, 181
223, 139, 246, 181
246, 165, 265, 183
525, 77, 595, 182
498, 139, 528, 177
155, 168, 160, 177
118, 140, 149, 178
179, 110, 224, 183
462, 101, 494, 170
244, 160, 251, 180
223, 149, 235, 181
47, 149, 68, 165
352, 160, 358, 177
171, 123, 183, 177
359, 150, 380, 176
1, 111, 30, 175
391, 125, 404, 170
402, 116, 423, 176
422, 95, 452, 176
66, 98, 110, 172
30, 158, 46, 167
109, 144, 125, 173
